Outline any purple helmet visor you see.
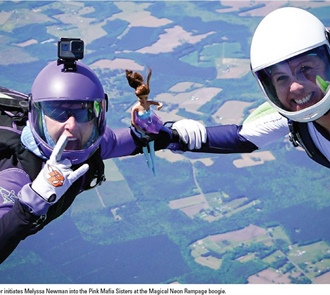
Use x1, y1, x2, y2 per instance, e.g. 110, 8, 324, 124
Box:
39, 101, 102, 123
29, 99, 106, 163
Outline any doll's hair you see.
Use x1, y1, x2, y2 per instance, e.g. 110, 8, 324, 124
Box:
126, 68, 152, 97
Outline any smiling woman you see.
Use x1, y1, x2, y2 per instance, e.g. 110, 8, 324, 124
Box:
250, 7, 330, 123
256, 45, 330, 113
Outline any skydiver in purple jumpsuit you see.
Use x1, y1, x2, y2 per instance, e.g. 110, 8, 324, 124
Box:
0, 60, 200, 263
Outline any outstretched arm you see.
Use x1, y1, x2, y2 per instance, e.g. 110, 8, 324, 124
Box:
102, 103, 289, 159
191, 124, 259, 154
169, 102, 289, 153
149, 101, 163, 110
146, 68, 152, 90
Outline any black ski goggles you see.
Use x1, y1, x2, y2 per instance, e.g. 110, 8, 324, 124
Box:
39, 101, 102, 123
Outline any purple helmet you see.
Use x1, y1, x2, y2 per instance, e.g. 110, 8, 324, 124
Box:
29, 60, 107, 164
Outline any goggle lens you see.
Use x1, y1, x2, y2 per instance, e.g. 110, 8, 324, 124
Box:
40, 101, 101, 123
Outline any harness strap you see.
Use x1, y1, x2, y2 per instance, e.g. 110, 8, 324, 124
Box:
288, 119, 330, 169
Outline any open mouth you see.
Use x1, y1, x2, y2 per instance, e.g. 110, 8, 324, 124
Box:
294, 93, 312, 106
291, 92, 320, 112
65, 137, 80, 150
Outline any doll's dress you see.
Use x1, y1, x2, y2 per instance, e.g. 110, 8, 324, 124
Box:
135, 109, 163, 134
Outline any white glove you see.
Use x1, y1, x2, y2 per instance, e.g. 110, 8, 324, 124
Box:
31, 134, 89, 203
172, 119, 207, 150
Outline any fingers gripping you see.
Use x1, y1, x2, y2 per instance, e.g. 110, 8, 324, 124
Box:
173, 119, 207, 150
187, 121, 207, 149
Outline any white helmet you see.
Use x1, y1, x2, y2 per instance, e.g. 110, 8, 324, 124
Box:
250, 7, 330, 122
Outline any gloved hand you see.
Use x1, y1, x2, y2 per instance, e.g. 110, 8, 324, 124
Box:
31, 134, 89, 203
172, 119, 207, 150
130, 124, 155, 147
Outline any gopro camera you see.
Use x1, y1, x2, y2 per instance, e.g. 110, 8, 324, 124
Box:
57, 38, 84, 71
58, 38, 84, 60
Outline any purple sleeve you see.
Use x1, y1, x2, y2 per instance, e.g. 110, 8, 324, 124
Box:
0, 200, 40, 263
100, 127, 137, 159
0, 168, 41, 263
102, 124, 257, 155
0, 168, 31, 217
191, 125, 258, 154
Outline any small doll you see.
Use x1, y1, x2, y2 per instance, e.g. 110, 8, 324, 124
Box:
126, 68, 163, 175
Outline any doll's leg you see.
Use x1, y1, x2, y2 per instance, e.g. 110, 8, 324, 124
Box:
149, 140, 156, 176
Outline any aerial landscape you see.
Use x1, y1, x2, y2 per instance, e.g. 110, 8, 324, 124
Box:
1, 0, 330, 284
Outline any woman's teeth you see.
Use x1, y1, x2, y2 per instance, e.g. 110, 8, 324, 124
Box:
294, 93, 312, 105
